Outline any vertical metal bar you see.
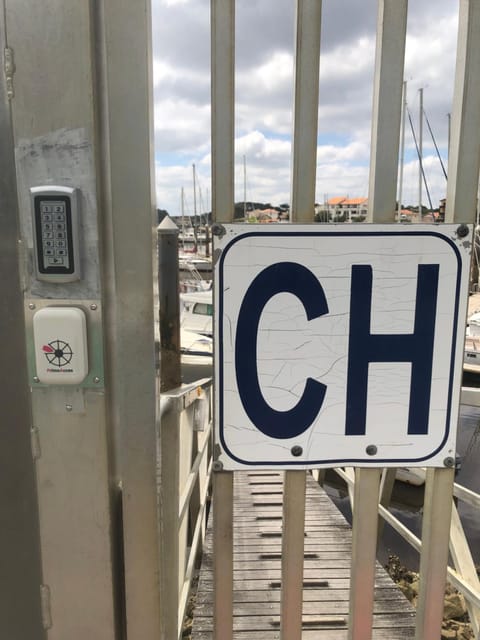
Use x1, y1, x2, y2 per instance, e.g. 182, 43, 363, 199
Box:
0, 5, 44, 636
9, 2, 118, 637
211, 1, 234, 638
349, 5, 407, 637
211, 0, 235, 223
213, 471, 234, 640
415, 468, 455, 640
158, 398, 181, 640
281, 4, 322, 635
397, 80, 407, 222
445, 0, 480, 224
428, 8, 480, 633
348, 468, 382, 640
418, 87, 423, 217
97, 1, 161, 637
367, 0, 408, 223
291, 0, 322, 221
280, 470, 307, 640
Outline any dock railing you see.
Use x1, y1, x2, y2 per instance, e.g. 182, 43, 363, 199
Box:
313, 385, 480, 638
323, 465, 480, 638
162, 377, 480, 639
157, 378, 213, 640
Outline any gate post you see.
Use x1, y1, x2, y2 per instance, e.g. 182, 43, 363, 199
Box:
416, 2, 480, 637
0, 4, 44, 637
211, 0, 235, 638
5, 1, 161, 638
349, 3, 407, 639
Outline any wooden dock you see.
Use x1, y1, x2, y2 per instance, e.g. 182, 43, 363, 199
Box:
191, 471, 416, 639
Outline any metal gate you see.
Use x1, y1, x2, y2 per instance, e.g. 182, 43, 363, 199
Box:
210, 1, 480, 639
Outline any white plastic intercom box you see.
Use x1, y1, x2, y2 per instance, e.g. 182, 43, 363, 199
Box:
33, 307, 88, 384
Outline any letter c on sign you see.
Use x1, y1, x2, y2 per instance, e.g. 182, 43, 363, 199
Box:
235, 262, 328, 439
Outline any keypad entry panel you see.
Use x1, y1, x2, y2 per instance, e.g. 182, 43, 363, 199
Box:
31, 186, 81, 282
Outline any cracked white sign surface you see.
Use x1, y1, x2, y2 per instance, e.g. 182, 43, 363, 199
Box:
214, 224, 471, 470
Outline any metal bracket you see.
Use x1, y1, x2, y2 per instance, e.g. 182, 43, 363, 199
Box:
4, 47, 15, 100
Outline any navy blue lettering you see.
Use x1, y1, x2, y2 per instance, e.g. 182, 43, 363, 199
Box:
345, 264, 439, 436
235, 262, 328, 439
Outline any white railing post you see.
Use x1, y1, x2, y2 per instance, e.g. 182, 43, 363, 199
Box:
416, 3, 480, 637
348, 469, 382, 640
213, 471, 233, 640
349, 3, 407, 638
290, 0, 322, 222
211, 0, 235, 638
158, 397, 181, 639
280, 471, 307, 640
367, 0, 408, 223
445, 0, 480, 224
282, 3, 322, 637
211, 0, 235, 220
415, 468, 455, 640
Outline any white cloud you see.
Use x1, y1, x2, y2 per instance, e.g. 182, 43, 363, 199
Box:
152, 0, 460, 215
154, 98, 210, 154
159, 0, 190, 8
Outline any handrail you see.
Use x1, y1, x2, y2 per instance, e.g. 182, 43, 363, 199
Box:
158, 377, 214, 640
330, 465, 480, 634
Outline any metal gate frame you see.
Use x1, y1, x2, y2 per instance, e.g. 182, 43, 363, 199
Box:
210, 1, 480, 639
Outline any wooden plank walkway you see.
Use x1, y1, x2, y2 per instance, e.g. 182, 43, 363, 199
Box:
191, 471, 416, 639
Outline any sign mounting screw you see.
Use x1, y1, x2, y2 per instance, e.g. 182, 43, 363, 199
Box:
291, 445, 303, 457
211, 223, 226, 237
366, 445, 378, 456
456, 224, 469, 238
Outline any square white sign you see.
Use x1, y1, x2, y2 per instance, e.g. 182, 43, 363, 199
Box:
214, 224, 471, 470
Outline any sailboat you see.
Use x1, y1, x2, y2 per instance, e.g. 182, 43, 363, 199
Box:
178, 166, 212, 288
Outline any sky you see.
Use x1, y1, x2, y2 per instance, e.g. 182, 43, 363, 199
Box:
152, 0, 459, 217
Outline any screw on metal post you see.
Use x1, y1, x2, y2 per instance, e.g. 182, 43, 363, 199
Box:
212, 460, 224, 472
456, 224, 469, 238
33, 376, 40, 383
29, 303, 36, 310
291, 445, 303, 457
366, 445, 378, 456
211, 223, 226, 237
90, 304, 98, 311
443, 456, 455, 468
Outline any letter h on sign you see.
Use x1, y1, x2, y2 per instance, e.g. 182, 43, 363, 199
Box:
345, 264, 439, 436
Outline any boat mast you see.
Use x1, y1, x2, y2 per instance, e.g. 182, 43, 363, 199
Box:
192, 163, 198, 224
181, 186, 185, 226
243, 154, 247, 219
397, 80, 407, 223
447, 112, 451, 158
181, 186, 186, 248
192, 163, 198, 252
418, 87, 423, 218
